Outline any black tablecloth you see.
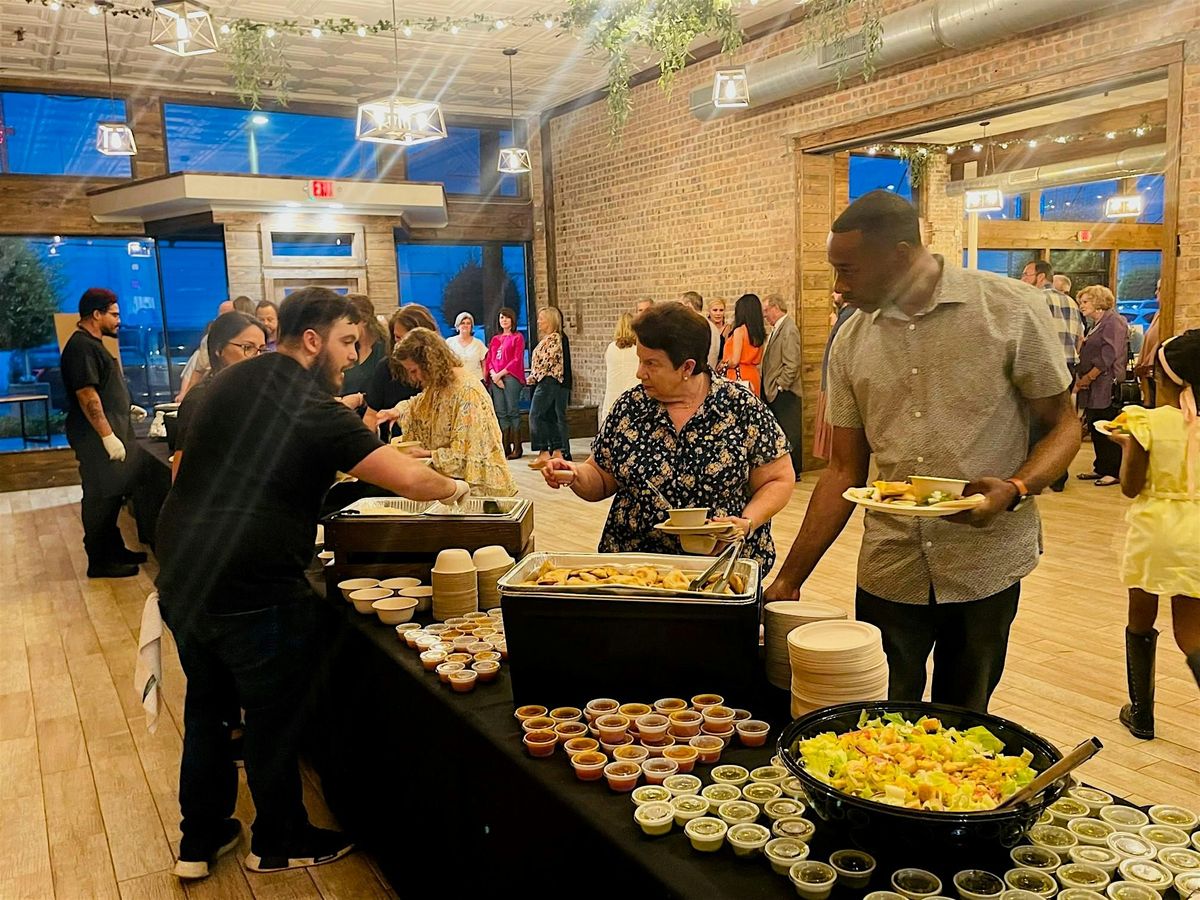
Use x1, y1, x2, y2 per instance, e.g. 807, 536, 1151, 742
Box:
132, 428, 171, 546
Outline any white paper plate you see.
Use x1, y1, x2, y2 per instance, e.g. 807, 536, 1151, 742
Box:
653, 522, 739, 536
1094, 420, 1130, 439
787, 620, 881, 654
843, 487, 985, 518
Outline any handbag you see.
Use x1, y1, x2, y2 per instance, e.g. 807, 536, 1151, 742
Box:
730, 364, 754, 393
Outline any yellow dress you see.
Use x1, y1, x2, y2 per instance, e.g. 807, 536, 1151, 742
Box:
397, 371, 518, 497
1120, 405, 1200, 596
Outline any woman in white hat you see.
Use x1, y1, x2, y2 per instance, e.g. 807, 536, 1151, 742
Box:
446, 311, 488, 381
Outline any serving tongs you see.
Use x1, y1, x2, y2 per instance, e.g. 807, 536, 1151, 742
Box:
998, 736, 1103, 809
689, 539, 744, 593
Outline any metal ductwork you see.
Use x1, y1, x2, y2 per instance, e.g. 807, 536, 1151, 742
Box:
944, 144, 1166, 195
690, 0, 1144, 121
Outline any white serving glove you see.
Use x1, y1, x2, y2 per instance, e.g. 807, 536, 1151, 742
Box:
102, 433, 127, 462
129, 404, 148, 423
447, 479, 471, 506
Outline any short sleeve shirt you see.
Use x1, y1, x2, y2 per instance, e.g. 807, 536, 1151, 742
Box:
156, 353, 382, 613
590, 379, 790, 571
826, 258, 1070, 604
446, 336, 488, 373
60, 329, 132, 449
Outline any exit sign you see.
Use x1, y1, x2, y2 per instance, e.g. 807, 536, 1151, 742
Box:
1077, 229, 1092, 242
307, 179, 336, 199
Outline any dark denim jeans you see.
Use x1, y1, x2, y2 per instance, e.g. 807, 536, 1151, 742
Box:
161, 593, 322, 852
529, 378, 564, 453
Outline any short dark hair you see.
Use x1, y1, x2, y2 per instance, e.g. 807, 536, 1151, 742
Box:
832, 189, 921, 247
278, 287, 361, 342
1032, 260, 1054, 278
206, 311, 266, 373
633, 302, 711, 375
680, 291, 703, 312
79, 288, 118, 318
255, 299, 279, 315
232, 296, 255, 316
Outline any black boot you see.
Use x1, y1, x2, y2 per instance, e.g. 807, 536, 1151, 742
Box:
1119, 627, 1157, 740
1187, 650, 1200, 691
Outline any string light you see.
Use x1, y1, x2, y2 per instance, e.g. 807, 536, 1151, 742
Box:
1028, 139, 1038, 148
972, 143, 982, 153
544, 18, 555, 28
495, 19, 506, 29
88, 3, 100, 13
265, 26, 276, 38
310, 26, 321, 38
48, 0, 60, 9
356, 25, 367, 37
451, 24, 460, 34
1106, 131, 1117, 139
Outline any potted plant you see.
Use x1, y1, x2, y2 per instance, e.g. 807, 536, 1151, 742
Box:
0, 237, 62, 394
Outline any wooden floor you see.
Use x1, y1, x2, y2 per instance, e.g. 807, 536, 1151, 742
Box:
1, 441, 1197, 898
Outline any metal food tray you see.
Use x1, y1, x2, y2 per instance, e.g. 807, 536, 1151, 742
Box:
498, 552, 760, 603
338, 496, 530, 521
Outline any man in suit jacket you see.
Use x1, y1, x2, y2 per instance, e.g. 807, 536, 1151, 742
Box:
761, 294, 804, 478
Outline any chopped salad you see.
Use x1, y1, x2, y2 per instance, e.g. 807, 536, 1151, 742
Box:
794, 711, 1037, 811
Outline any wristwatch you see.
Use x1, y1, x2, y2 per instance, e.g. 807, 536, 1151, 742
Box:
1005, 477, 1031, 512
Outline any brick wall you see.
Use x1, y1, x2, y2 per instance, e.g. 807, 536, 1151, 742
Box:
535, 0, 1200, 462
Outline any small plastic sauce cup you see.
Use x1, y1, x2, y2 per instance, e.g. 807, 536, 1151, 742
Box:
690, 694, 724, 711
735, 719, 771, 747
635, 714, 670, 740
684, 816, 727, 853
562, 737, 599, 758
641, 757, 679, 785
523, 730, 556, 758
435, 661, 464, 683
662, 745, 698, 773
613, 744, 650, 765
470, 660, 500, 683
514, 705, 548, 722
570, 750, 608, 782
603, 761, 641, 793
448, 670, 477, 693
689, 735, 724, 764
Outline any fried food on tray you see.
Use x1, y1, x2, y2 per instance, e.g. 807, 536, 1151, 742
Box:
523, 560, 743, 594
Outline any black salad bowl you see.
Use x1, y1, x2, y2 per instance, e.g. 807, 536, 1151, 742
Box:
777, 701, 1068, 863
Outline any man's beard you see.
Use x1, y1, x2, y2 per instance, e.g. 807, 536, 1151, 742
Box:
312, 348, 345, 395
101, 324, 119, 338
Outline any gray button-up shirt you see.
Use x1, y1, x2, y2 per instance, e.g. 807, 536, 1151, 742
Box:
826, 258, 1071, 604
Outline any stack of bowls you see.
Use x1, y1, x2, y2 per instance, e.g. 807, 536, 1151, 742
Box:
787, 620, 888, 717
473, 545, 515, 611
764, 600, 847, 690
432, 548, 478, 621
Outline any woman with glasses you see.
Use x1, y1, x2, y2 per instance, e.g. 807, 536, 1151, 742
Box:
171, 311, 267, 481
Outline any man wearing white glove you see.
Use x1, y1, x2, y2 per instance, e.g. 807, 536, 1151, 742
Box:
156, 287, 467, 881
61, 288, 145, 578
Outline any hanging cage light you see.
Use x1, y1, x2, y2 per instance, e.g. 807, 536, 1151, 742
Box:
497, 48, 531, 174
712, 68, 750, 109
355, 0, 445, 146
1104, 194, 1144, 219
150, 0, 218, 57
96, 3, 137, 156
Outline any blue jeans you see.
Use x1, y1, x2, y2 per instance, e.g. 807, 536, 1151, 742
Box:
488, 376, 523, 431
529, 378, 563, 453
161, 592, 322, 851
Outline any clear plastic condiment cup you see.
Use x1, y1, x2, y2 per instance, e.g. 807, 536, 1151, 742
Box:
634, 800, 674, 837
829, 849, 876, 890
470, 660, 500, 683
683, 816, 727, 853
661, 745, 698, 773
641, 757, 679, 785
791, 861, 837, 900
631, 785, 670, 806
522, 729, 556, 758
700, 782, 741, 813
662, 774, 702, 798
765, 837, 810, 876
419, 649, 447, 670
1003, 867, 1056, 897
670, 794, 710, 827
1056, 863, 1111, 892
602, 761, 641, 793
435, 661, 463, 683
447, 669, 477, 693
727, 823, 771, 859
711, 764, 750, 787
689, 735, 723, 764
953, 868, 1005, 900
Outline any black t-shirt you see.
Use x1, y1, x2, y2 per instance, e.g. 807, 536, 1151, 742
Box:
342, 343, 387, 399
60, 329, 132, 450
156, 353, 382, 613
364, 360, 419, 413
173, 378, 209, 453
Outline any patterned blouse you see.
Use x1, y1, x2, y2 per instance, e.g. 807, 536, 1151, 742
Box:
395, 370, 518, 497
529, 332, 564, 384
590, 378, 790, 570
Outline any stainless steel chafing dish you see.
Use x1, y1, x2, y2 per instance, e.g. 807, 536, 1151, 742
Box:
498, 552, 760, 604
332, 496, 531, 521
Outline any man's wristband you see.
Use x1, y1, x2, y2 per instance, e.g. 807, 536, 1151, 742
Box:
1005, 477, 1030, 512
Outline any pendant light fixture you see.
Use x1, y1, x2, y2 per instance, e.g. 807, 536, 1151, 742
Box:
964, 121, 1002, 213
96, 3, 137, 157
497, 48, 531, 174
356, 0, 446, 146
1105, 194, 1144, 219
150, 0, 218, 57
712, 68, 750, 109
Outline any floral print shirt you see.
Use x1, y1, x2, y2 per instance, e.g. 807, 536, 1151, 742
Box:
590, 378, 790, 570
529, 332, 564, 384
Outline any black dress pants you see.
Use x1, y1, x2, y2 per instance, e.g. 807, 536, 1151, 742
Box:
1085, 404, 1123, 479
76, 444, 140, 564
767, 391, 804, 477
855, 582, 1021, 713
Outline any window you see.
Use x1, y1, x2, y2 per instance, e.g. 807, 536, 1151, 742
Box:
1040, 180, 1121, 221
967, 249, 1037, 278
261, 226, 364, 267
1134, 175, 1165, 225
0, 236, 169, 446
980, 194, 1025, 221
395, 242, 531, 361
405, 124, 524, 197
157, 238, 229, 383
269, 233, 356, 257
164, 103, 377, 179
1049, 249, 1111, 296
848, 154, 913, 202
0, 91, 132, 177
1116, 249, 1161, 328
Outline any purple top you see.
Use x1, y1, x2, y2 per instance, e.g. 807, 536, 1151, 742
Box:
1077, 312, 1129, 409
485, 332, 526, 384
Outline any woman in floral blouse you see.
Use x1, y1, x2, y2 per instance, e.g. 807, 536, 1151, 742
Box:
527, 306, 566, 470
378, 328, 517, 497
540, 303, 795, 570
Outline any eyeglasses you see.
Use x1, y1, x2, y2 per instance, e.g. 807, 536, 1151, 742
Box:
228, 342, 265, 357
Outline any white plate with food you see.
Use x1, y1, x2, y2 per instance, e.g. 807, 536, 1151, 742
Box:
652, 521, 740, 536
1094, 417, 1132, 439
843, 481, 985, 518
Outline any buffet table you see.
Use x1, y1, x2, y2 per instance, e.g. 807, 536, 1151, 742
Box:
308, 576, 801, 899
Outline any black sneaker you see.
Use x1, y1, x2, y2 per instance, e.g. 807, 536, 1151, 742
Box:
86, 561, 140, 579
245, 825, 355, 873
173, 819, 242, 880
114, 547, 149, 564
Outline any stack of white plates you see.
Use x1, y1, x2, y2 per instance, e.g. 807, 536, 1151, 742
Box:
787, 620, 888, 717
764, 600, 847, 690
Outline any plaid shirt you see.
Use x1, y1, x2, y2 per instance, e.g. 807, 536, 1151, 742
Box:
1043, 287, 1084, 369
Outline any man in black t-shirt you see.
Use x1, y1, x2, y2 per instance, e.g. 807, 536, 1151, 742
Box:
157, 287, 469, 881
60, 288, 146, 578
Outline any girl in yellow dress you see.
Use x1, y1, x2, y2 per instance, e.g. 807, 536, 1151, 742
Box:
1111, 329, 1200, 739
